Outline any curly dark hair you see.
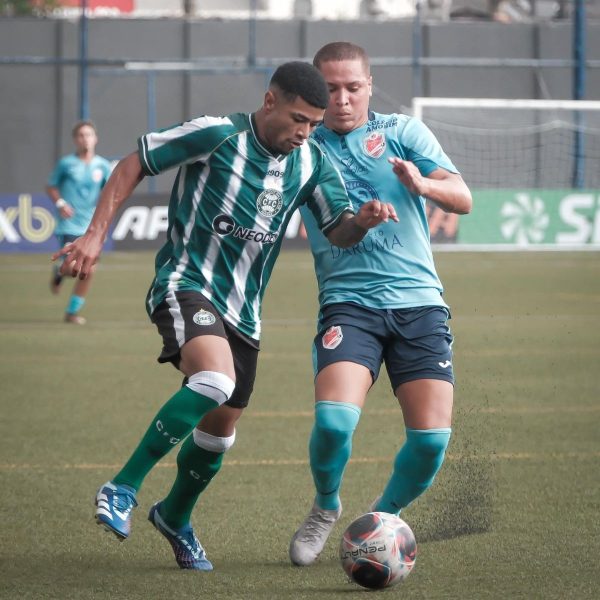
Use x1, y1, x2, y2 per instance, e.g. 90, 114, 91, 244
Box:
269, 61, 329, 109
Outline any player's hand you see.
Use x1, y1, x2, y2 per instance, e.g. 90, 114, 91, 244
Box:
59, 204, 75, 218
51, 233, 103, 280
355, 199, 399, 230
388, 157, 428, 196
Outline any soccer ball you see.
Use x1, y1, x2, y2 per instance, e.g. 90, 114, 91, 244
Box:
339, 512, 417, 589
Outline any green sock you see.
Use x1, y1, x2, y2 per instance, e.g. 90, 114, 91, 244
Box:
159, 434, 224, 529
113, 386, 218, 491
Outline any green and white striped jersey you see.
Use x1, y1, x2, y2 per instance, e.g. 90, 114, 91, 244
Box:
139, 112, 352, 341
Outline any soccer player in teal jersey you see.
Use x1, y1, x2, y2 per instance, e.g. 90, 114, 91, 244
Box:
289, 43, 473, 566
46, 120, 111, 324
53, 61, 397, 571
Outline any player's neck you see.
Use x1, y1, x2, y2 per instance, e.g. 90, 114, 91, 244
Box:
250, 111, 281, 158
325, 114, 369, 136
77, 150, 95, 163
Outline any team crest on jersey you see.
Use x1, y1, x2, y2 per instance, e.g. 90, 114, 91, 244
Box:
193, 309, 216, 326
256, 189, 283, 217
322, 326, 343, 350
345, 180, 380, 208
363, 132, 386, 158
92, 168, 104, 182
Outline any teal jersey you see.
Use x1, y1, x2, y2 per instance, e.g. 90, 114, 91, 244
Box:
47, 154, 112, 236
139, 112, 352, 340
301, 111, 458, 310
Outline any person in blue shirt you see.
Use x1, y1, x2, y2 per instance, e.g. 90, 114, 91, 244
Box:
289, 42, 473, 567
46, 120, 111, 324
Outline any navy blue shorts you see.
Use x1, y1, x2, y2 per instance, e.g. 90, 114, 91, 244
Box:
56, 233, 80, 247
312, 302, 454, 390
55, 234, 80, 265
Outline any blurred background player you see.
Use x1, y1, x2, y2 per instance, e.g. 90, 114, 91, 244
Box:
53, 61, 397, 572
289, 42, 473, 567
46, 120, 111, 324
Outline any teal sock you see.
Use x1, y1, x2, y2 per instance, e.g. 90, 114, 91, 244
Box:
113, 387, 219, 491
66, 294, 85, 315
377, 428, 452, 514
160, 434, 224, 529
309, 401, 361, 511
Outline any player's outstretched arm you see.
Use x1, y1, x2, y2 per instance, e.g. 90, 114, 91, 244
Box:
326, 200, 398, 248
46, 185, 75, 218
388, 157, 472, 215
51, 151, 145, 280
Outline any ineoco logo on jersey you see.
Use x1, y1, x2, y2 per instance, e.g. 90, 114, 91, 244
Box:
212, 214, 279, 244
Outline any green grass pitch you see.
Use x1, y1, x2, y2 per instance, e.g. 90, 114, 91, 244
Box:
1, 249, 599, 599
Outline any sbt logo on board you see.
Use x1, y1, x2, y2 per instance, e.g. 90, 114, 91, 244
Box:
555, 193, 600, 243
463, 190, 600, 246
0, 194, 55, 245
500, 192, 600, 244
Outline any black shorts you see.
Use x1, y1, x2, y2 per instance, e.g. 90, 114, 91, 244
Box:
150, 291, 259, 409
312, 302, 454, 390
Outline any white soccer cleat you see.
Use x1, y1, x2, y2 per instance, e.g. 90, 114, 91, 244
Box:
289, 502, 342, 566
65, 313, 87, 325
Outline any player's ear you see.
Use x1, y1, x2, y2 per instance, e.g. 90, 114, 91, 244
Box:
264, 89, 276, 113
368, 75, 373, 97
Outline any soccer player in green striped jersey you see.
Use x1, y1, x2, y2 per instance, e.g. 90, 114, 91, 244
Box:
53, 61, 397, 571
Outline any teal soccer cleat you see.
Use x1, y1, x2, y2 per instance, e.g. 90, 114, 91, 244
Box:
95, 481, 138, 540
148, 502, 213, 571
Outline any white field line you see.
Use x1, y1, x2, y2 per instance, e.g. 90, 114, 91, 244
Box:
245, 406, 600, 418
2, 450, 599, 471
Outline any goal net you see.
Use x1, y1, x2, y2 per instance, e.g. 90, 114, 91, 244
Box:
411, 98, 600, 248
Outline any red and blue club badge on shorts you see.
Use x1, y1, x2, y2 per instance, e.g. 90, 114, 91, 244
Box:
322, 325, 344, 350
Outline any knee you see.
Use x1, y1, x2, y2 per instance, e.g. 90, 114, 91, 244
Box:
314, 401, 361, 441
186, 371, 236, 406
406, 428, 451, 460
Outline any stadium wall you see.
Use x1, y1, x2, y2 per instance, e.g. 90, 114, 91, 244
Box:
1, 17, 599, 251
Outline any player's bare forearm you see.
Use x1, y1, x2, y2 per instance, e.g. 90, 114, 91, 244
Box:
389, 158, 472, 215
85, 152, 145, 242
420, 172, 472, 214
52, 151, 145, 279
327, 200, 398, 248
46, 185, 74, 218
326, 214, 369, 248
45, 186, 61, 203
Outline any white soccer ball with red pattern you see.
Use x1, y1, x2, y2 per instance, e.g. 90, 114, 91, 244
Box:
339, 512, 417, 589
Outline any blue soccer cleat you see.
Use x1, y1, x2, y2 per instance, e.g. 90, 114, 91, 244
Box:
148, 502, 213, 571
95, 481, 138, 540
